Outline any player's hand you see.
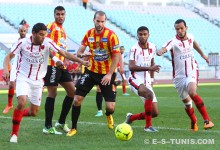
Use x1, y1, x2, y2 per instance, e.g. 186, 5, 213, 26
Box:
56, 61, 64, 69
2, 70, 9, 82
82, 60, 90, 67
202, 54, 209, 64
156, 50, 165, 56
101, 73, 112, 86
150, 65, 161, 73
83, 51, 92, 57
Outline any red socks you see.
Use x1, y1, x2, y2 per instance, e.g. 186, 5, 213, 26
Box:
23, 108, 30, 116
129, 112, 145, 122
122, 83, 126, 94
192, 94, 210, 121
144, 100, 152, 128
12, 109, 24, 136
8, 88, 15, 106
185, 107, 197, 123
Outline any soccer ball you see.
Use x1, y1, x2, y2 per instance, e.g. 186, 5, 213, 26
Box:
115, 123, 133, 141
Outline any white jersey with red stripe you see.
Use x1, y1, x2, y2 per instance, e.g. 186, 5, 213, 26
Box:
11, 36, 60, 81
129, 42, 156, 85
163, 33, 198, 79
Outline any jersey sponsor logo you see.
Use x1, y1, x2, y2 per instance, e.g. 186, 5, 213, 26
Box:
55, 27, 60, 31
88, 37, 94, 42
179, 53, 193, 60
101, 38, 108, 42
94, 49, 109, 61
47, 29, 51, 34
26, 56, 44, 64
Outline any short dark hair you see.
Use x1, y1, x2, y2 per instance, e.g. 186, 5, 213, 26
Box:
175, 19, 186, 27
120, 46, 124, 49
54, 6, 65, 14
137, 26, 149, 33
32, 23, 47, 33
93, 11, 106, 20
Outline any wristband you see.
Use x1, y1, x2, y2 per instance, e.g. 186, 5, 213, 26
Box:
52, 56, 60, 63
151, 78, 154, 82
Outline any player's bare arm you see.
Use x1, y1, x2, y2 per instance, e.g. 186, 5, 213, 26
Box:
2, 52, 15, 81
77, 45, 92, 58
49, 50, 64, 69
193, 40, 209, 63
118, 53, 124, 74
129, 60, 160, 72
156, 47, 167, 56
58, 50, 90, 67
101, 52, 120, 86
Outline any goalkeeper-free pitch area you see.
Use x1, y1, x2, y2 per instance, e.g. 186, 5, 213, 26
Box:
0, 83, 219, 149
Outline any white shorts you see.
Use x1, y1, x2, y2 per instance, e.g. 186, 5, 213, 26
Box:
129, 77, 157, 102
10, 57, 18, 82
16, 76, 44, 106
10, 67, 17, 82
173, 75, 198, 100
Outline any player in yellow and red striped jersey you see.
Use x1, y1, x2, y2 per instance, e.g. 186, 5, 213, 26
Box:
43, 6, 76, 135
67, 11, 121, 136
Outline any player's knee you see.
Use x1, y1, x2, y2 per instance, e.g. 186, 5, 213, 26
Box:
106, 108, 114, 115
73, 96, 83, 106
152, 111, 159, 118
143, 92, 153, 100
188, 91, 196, 98
31, 112, 37, 117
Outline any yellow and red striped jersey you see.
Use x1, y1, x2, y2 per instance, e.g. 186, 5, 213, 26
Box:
46, 22, 67, 66
81, 27, 120, 74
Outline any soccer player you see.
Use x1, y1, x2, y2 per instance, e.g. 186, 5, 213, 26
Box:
94, 50, 125, 117
124, 26, 160, 132
156, 19, 214, 131
2, 23, 89, 143
2, 25, 27, 114
117, 46, 130, 96
67, 11, 121, 136
43, 6, 78, 134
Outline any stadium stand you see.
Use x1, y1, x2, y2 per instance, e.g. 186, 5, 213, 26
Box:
0, 2, 219, 73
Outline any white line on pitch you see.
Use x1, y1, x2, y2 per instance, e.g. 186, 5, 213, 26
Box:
0, 115, 219, 133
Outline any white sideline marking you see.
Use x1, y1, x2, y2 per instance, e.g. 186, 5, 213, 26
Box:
0, 115, 219, 133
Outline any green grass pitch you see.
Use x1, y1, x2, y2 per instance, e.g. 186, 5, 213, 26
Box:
0, 84, 220, 149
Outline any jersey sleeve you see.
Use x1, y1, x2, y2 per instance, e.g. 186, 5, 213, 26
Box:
81, 32, 88, 46
152, 44, 157, 58
163, 39, 173, 52
47, 38, 60, 53
129, 47, 136, 61
46, 23, 52, 38
110, 33, 120, 54
11, 40, 22, 55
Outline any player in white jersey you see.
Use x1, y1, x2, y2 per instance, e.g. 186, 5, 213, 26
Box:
116, 46, 130, 96
124, 26, 160, 132
157, 19, 214, 131
2, 26, 27, 114
2, 23, 89, 143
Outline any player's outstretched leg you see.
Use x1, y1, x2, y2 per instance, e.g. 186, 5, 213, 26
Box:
191, 94, 214, 130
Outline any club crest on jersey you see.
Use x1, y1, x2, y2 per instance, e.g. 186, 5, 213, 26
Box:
179, 43, 183, 47
55, 27, 60, 31
101, 38, 108, 42
88, 37, 94, 42
26, 46, 31, 50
